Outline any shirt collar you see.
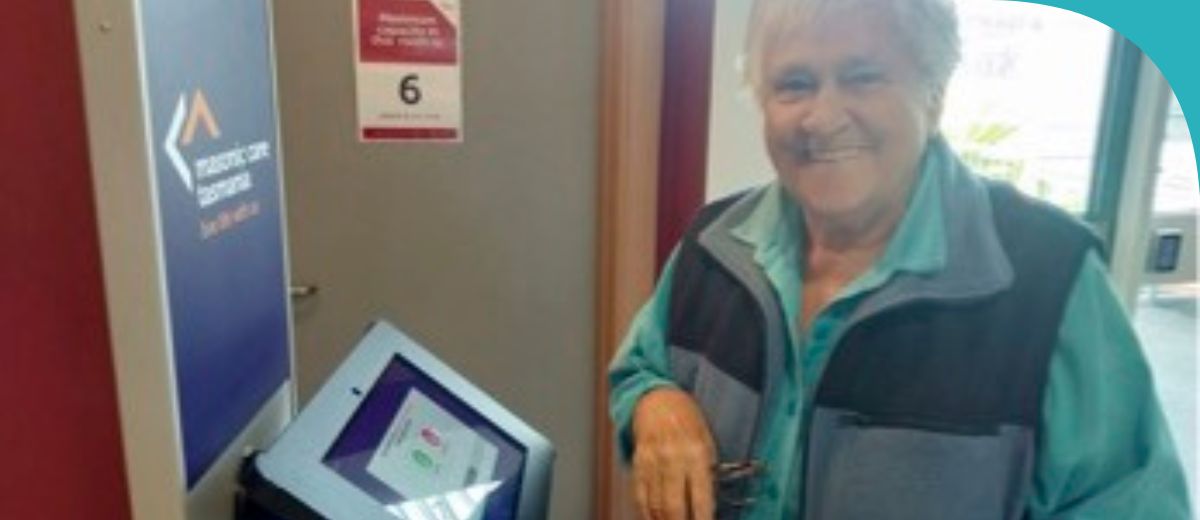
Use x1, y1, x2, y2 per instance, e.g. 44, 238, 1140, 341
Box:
729, 144, 948, 279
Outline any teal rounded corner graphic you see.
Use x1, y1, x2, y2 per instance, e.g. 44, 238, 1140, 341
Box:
1016, 0, 1200, 184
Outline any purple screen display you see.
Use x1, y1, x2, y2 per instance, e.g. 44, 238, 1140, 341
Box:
322, 356, 526, 518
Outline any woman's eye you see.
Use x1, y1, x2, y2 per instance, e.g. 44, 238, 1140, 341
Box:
844, 70, 883, 86
774, 75, 816, 94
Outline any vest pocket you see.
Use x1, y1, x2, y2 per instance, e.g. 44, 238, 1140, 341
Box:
805, 407, 1034, 520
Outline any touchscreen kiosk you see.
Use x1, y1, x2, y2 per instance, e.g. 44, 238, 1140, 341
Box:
241, 321, 554, 520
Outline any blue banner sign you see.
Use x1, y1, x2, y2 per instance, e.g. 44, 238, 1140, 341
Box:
138, 0, 291, 487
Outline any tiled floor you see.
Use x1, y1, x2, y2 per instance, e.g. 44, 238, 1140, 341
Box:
1134, 290, 1197, 503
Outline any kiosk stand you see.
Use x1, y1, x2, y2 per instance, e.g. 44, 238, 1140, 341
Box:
236, 322, 554, 520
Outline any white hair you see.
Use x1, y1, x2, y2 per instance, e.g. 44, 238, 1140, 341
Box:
743, 0, 961, 100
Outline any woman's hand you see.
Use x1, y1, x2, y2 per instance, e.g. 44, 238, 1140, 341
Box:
631, 388, 717, 520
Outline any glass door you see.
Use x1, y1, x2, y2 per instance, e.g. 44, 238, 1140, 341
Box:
1131, 90, 1198, 500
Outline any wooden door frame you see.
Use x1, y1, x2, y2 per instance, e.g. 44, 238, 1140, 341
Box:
594, 0, 666, 517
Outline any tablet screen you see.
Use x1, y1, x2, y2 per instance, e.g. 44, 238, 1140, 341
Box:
323, 356, 527, 520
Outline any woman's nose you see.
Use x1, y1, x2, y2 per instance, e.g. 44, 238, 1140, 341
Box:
798, 88, 850, 136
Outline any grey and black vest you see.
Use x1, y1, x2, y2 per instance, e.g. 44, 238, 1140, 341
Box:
666, 181, 1100, 520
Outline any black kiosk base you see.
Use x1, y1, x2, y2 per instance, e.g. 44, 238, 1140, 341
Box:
236, 453, 322, 520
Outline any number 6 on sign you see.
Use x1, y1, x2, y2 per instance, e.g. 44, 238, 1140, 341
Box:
399, 74, 422, 105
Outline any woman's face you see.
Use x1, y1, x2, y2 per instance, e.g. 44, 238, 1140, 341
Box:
760, 6, 940, 225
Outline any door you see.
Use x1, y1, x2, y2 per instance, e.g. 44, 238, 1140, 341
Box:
272, 1, 602, 518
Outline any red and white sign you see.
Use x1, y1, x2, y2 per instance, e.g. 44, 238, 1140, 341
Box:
354, 0, 462, 142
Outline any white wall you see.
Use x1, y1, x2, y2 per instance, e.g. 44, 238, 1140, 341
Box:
705, 0, 775, 201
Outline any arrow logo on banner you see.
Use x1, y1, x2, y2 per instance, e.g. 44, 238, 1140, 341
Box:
164, 90, 222, 194
165, 94, 193, 193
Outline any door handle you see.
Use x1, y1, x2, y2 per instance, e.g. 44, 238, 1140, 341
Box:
289, 284, 319, 300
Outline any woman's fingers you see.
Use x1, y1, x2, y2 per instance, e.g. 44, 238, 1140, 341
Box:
661, 458, 689, 519
631, 388, 719, 519
634, 448, 663, 520
687, 456, 716, 520
634, 446, 715, 520
634, 467, 654, 520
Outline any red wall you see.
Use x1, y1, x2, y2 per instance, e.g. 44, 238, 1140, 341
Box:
657, 0, 716, 271
0, 2, 132, 519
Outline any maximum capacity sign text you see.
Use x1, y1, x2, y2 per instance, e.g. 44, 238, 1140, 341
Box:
355, 0, 462, 142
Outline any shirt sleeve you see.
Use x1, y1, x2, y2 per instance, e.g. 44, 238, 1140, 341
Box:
1030, 249, 1192, 518
607, 249, 681, 463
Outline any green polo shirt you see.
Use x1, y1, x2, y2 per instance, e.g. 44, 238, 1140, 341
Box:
608, 162, 1191, 518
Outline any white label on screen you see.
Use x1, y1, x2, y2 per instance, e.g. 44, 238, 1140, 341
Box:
367, 389, 499, 506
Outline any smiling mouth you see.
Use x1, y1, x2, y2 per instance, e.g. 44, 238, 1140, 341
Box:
796, 145, 872, 163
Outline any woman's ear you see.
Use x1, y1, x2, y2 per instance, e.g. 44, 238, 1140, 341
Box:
926, 86, 946, 136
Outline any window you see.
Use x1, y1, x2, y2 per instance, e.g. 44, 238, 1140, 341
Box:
940, 1, 1111, 214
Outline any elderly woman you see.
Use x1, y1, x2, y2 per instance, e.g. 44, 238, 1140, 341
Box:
608, 0, 1191, 519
